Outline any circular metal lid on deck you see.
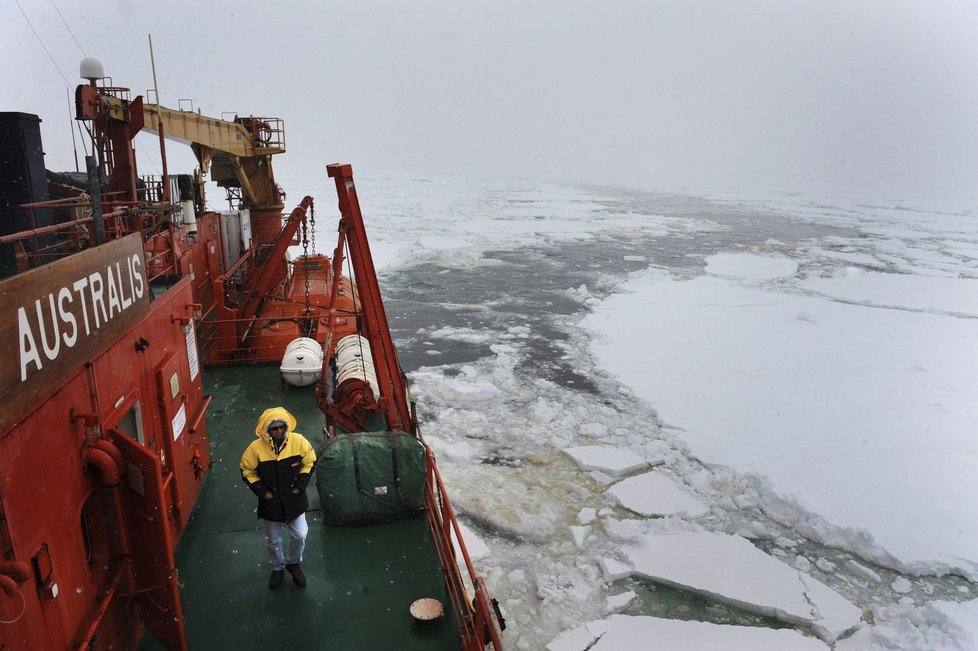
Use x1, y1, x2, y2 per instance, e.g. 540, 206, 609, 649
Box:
410, 597, 444, 621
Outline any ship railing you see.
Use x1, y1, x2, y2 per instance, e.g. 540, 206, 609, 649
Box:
137, 175, 167, 203
194, 318, 220, 361
0, 201, 129, 268
193, 314, 323, 363
145, 247, 175, 282
5, 199, 189, 277
93, 80, 130, 103
233, 115, 285, 152
424, 448, 504, 650
256, 116, 285, 151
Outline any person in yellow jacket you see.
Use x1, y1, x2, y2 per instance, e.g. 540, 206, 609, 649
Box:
240, 407, 317, 589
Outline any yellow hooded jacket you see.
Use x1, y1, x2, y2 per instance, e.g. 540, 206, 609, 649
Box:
240, 407, 317, 522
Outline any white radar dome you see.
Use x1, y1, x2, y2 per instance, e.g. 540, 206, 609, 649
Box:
79, 58, 104, 81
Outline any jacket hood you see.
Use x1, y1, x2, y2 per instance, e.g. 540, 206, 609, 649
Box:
254, 407, 298, 440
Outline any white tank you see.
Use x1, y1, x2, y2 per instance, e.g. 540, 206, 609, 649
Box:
334, 334, 380, 397
181, 199, 197, 232
279, 337, 323, 387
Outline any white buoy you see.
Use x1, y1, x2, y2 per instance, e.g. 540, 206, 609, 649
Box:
280, 337, 323, 387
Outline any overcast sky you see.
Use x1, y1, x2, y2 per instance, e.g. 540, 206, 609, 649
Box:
3, 0, 978, 207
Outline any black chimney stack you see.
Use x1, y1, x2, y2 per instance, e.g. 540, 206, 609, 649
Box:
0, 112, 55, 278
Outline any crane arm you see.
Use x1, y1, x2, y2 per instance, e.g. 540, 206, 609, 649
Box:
141, 104, 285, 209
74, 83, 284, 209
140, 104, 283, 158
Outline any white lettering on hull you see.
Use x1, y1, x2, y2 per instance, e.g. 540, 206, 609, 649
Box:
16, 253, 148, 381
18, 307, 41, 382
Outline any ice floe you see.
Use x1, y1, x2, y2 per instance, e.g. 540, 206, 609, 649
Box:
605, 471, 708, 518
568, 525, 589, 547
705, 252, 799, 279
617, 531, 862, 642
835, 598, 978, 650
801, 272, 978, 315
847, 559, 882, 584
604, 590, 637, 612
546, 614, 829, 650
576, 507, 597, 524
598, 556, 633, 582
453, 520, 491, 562
586, 264, 978, 578
562, 444, 662, 478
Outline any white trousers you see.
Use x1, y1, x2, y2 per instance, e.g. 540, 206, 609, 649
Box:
262, 513, 308, 571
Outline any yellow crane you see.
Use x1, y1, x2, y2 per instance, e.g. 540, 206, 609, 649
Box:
142, 103, 285, 210
76, 82, 285, 211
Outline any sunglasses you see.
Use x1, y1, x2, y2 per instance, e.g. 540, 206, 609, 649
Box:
269, 425, 287, 432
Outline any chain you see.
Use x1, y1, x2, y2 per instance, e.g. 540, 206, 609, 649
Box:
309, 201, 316, 254
301, 209, 311, 316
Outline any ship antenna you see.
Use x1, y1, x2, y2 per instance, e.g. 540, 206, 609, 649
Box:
147, 34, 170, 202
148, 33, 161, 104
67, 87, 80, 172
50, 0, 87, 57
13, 0, 71, 86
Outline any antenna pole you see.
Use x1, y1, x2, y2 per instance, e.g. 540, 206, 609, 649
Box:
149, 34, 160, 102
67, 88, 79, 172
148, 34, 170, 203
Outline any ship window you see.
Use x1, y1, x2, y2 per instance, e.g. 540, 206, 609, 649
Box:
115, 401, 144, 445
80, 493, 112, 569
80, 509, 93, 564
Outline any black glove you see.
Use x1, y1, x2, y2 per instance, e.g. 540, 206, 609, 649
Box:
249, 481, 270, 498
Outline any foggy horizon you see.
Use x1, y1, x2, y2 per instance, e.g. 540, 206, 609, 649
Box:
3, 0, 977, 208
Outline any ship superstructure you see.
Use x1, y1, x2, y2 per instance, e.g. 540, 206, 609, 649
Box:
0, 61, 503, 650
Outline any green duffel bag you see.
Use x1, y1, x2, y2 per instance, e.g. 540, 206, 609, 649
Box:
315, 431, 428, 525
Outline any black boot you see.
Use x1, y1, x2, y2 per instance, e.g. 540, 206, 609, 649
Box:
285, 563, 306, 587
269, 569, 284, 589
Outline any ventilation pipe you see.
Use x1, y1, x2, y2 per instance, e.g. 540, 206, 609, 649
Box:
90, 439, 125, 474
72, 410, 99, 442
83, 445, 121, 487
0, 561, 30, 584
0, 575, 17, 598
74, 412, 125, 487
0, 561, 29, 599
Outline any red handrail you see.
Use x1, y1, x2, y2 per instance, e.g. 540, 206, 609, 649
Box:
424, 447, 504, 650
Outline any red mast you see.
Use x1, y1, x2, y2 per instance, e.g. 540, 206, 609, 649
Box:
327, 164, 413, 433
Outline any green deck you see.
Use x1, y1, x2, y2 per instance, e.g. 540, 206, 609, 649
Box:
140, 364, 460, 650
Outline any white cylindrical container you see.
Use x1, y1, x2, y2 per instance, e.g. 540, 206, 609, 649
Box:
334, 334, 379, 397
280, 337, 324, 387
335, 334, 369, 357
181, 199, 197, 232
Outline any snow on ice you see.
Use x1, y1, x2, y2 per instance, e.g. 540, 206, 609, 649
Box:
285, 171, 978, 650
604, 590, 637, 612
453, 520, 491, 562
585, 252, 978, 578
547, 615, 830, 651
605, 471, 709, 518
704, 252, 799, 279
562, 444, 663, 478
834, 598, 978, 650
618, 531, 862, 642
